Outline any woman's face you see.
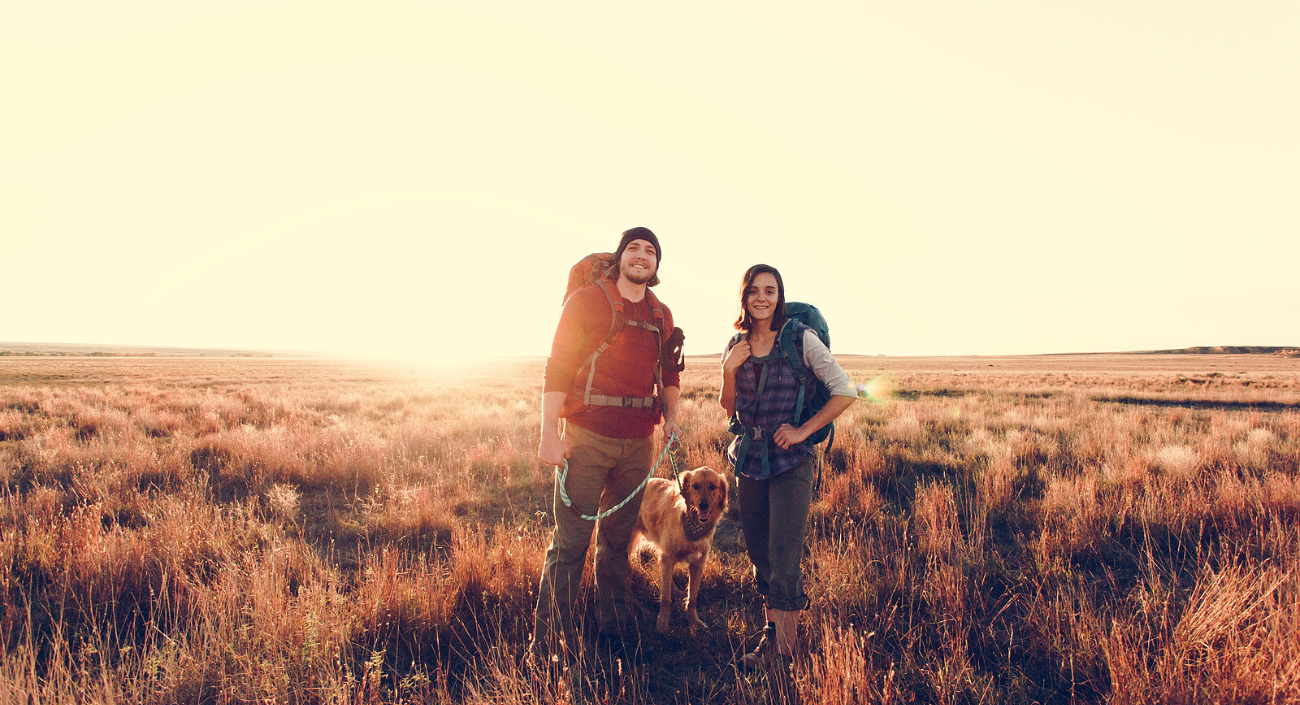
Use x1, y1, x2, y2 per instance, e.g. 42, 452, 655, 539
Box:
745, 272, 780, 329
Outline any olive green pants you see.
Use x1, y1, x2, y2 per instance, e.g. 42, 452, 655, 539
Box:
737, 455, 814, 612
533, 424, 653, 643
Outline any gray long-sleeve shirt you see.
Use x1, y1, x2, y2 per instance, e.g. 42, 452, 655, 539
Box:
797, 330, 856, 398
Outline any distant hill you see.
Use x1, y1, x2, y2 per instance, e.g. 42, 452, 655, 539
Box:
1136, 346, 1299, 357
0, 342, 296, 358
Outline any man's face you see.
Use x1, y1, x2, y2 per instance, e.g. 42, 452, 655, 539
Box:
619, 239, 658, 285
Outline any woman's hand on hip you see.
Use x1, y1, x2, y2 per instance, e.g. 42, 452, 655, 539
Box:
774, 423, 811, 449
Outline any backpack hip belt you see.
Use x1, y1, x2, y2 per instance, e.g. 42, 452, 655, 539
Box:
728, 420, 776, 479
585, 394, 656, 409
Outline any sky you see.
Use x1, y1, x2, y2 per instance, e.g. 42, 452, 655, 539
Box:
4, 1, 1297, 360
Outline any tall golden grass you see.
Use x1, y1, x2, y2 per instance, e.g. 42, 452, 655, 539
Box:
1, 355, 1297, 703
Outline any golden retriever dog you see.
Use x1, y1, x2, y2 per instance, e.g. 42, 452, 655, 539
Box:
629, 466, 729, 632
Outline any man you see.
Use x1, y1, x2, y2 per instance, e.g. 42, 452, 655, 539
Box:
534, 227, 681, 657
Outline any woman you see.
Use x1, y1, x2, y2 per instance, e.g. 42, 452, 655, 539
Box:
721, 264, 857, 670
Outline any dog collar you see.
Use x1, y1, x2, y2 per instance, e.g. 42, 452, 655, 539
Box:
681, 512, 711, 542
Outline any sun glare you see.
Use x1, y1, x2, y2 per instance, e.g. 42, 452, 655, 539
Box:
857, 375, 896, 405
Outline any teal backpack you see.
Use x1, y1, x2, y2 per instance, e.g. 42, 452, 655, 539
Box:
728, 302, 837, 472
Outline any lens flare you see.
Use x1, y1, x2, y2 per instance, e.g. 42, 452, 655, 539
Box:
856, 376, 895, 404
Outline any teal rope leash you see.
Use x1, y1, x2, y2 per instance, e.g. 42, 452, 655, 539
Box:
557, 432, 681, 522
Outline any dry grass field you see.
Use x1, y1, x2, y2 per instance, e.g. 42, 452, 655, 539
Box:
2, 354, 1298, 704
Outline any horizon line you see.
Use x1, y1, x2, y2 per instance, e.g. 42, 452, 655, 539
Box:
3, 341, 1298, 360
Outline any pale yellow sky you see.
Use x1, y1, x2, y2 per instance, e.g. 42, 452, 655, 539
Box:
4, 2, 1297, 359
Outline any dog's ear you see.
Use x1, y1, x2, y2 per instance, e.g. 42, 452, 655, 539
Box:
706, 468, 731, 507
679, 469, 696, 496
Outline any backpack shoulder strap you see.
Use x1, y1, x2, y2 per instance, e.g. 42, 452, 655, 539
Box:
781, 321, 813, 425
780, 320, 807, 381
643, 288, 666, 413
632, 288, 666, 339
593, 277, 626, 345
644, 288, 665, 324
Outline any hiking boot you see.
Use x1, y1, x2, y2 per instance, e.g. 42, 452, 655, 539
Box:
739, 623, 778, 670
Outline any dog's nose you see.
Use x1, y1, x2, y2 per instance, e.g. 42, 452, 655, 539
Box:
699, 502, 709, 513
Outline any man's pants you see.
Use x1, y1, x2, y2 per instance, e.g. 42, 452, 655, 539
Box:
533, 424, 653, 643
737, 455, 814, 612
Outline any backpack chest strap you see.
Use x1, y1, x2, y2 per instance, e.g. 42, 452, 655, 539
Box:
623, 319, 660, 334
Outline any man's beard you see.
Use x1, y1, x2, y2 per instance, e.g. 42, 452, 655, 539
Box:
621, 262, 656, 285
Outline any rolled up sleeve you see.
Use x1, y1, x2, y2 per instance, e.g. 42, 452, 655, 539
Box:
801, 330, 856, 397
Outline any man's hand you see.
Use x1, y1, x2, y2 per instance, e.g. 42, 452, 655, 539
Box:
538, 391, 569, 466
774, 423, 811, 450
662, 419, 682, 442
722, 339, 751, 374
538, 433, 570, 467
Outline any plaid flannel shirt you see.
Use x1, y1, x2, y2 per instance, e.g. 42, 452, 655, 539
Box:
725, 328, 818, 480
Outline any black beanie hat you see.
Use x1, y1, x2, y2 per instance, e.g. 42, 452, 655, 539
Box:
613, 227, 661, 265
